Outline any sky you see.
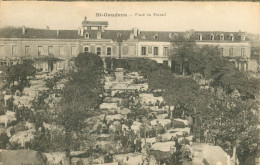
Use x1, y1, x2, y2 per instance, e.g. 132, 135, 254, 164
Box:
0, 2, 260, 34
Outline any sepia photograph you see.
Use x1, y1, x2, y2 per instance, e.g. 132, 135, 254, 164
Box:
0, 1, 260, 165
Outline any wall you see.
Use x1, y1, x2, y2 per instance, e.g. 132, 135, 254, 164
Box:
196, 41, 251, 58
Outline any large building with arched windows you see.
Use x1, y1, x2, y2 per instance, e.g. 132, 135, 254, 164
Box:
0, 17, 257, 72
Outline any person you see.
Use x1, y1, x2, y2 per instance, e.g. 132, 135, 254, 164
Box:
136, 137, 142, 152
187, 115, 193, 134
169, 147, 178, 165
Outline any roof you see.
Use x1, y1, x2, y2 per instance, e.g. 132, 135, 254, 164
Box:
0, 27, 81, 39
82, 21, 108, 26
0, 27, 249, 42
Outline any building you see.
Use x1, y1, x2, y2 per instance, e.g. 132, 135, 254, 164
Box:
0, 17, 257, 72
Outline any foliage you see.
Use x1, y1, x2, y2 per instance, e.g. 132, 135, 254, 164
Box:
170, 39, 197, 75
0, 133, 9, 149
6, 63, 36, 87
15, 106, 35, 122
31, 91, 49, 111
56, 52, 104, 161
107, 58, 166, 78
163, 77, 200, 110
192, 92, 259, 162
147, 69, 173, 90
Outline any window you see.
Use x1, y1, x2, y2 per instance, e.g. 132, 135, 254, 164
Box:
154, 35, 159, 39
241, 48, 245, 57
230, 34, 234, 41
48, 46, 53, 55
12, 45, 17, 55
241, 35, 245, 41
220, 48, 224, 56
38, 46, 43, 56
71, 46, 76, 55
141, 47, 146, 56
198, 34, 202, 41
59, 46, 64, 55
220, 34, 224, 41
210, 34, 214, 40
25, 46, 30, 55
229, 48, 233, 56
153, 47, 159, 56
96, 47, 101, 55
163, 47, 169, 56
84, 47, 89, 53
85, 33, 89, 39
107, 47, 112, 56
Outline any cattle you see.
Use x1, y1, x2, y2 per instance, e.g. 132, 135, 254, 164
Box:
114, 153, 143, 165
0, 111, 16, 127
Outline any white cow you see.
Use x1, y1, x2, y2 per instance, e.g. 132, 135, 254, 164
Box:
151, 141, 175, 152
9, 130, 35, 147
114, 153, 143, 165
130, 121, 142, 133
150, 119, 171, 127
0, 111, 16, 127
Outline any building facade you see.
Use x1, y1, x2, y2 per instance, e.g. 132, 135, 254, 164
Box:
0, 17, 256, 72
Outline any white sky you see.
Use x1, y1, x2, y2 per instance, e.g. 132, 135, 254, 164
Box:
0, 2, 260, 34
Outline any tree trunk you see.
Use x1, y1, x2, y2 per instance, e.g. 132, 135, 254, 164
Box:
65, 130, 71, 165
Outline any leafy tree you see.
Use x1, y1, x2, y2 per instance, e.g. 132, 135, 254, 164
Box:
147, 69, 173, 90
56, 52, 104, 164
170, 39, 196, 75
6, 63, 36, 87
163, 77, 200, 112
192, 92, 259, 163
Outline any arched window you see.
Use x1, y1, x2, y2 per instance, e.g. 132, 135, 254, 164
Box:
153, 34, 159, 39
210, 34, 214, 40
241, 35, 245, 41
85, 32, 89, 39
230, 34, 234, 41
168, 33, 172, 39
198, 34, 202, 41
220, 34, 224, 41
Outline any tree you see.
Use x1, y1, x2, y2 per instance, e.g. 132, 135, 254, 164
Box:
192, 91, 259, 163
170, 39, 197, 75
7, 63, 36, 86
56, 52, 104, 164
147, 69, 173, 90
163, 77, 200, 112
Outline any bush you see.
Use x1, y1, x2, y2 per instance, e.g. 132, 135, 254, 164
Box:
0, 133, 9, 149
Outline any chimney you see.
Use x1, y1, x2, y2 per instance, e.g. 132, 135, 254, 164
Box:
80, 27, 84, 36
56, 30, 59, 36
22, 26, 25, 34
78, 27, 81, 35
84, 16, 87, 22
